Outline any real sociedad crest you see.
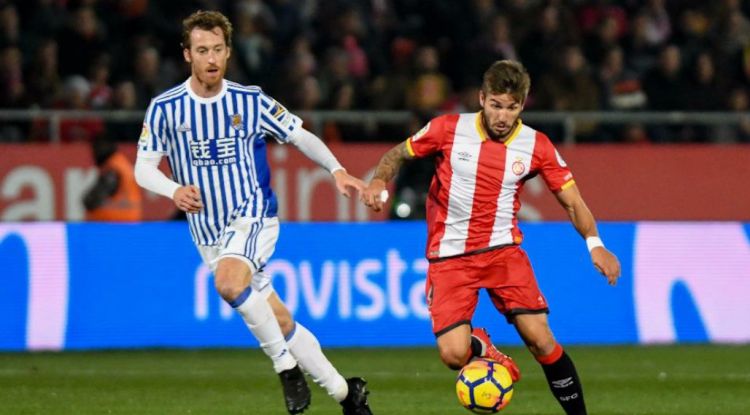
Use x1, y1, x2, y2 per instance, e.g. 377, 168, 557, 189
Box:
230, 114, 244, 131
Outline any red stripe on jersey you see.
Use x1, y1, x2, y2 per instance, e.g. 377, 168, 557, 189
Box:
424, 114, 460, 258
465, 140, 507, 252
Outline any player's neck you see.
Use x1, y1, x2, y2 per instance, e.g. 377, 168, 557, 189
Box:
189, 76, 224, 98
481, 114, 518, 143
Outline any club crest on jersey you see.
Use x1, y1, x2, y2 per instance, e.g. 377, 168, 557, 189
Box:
512, 157, 526, 176
229, 114, 244, 131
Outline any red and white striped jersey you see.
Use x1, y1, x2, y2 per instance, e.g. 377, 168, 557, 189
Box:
407, 112, 574, 260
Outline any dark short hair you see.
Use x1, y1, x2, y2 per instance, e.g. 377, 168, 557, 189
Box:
181, 10, 233, 50
482, 60, 531, 103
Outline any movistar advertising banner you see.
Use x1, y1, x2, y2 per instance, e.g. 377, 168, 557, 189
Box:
1, 222, 748, 351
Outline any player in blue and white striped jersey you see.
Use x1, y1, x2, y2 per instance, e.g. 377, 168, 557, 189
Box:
134, 11, 373, 415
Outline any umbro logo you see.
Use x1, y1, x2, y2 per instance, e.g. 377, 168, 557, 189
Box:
552, 377, 574, 388
457, 151, 472, 162
177, 123, 191, 133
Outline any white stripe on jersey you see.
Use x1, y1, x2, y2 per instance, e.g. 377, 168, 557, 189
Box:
137, 79, 302, 246
439, 114, 482, 257
489, 126, 536, 247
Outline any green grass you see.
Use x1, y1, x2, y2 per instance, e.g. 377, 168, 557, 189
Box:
1, 345, 749, 414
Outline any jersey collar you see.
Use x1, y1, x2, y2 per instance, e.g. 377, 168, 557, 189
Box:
475, 112, 523, 146
185, 78, 228, 104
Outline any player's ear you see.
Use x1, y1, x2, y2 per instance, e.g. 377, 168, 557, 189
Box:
183, 47, 191, 64
226, 47, 231, 60
479, 90, 486, 107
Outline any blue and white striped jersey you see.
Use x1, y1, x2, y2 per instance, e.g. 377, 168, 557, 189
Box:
137, 79, 301, 246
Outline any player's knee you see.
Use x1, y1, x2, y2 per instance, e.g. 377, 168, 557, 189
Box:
213, 270, 245, 302
438, 345, 469, 370
526, 336, 557, 358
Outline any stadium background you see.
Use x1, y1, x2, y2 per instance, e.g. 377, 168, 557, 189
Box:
1, 1, 749, 414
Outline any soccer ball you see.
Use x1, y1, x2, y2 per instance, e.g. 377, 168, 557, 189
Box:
456, 358, 514, 413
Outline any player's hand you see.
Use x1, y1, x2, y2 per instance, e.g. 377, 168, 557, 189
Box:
173, 185, 203, 213
591, 247, 621, 286
361, 179, 387, 212
332, 169, 365, 198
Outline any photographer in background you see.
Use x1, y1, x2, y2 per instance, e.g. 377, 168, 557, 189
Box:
83, 137, 142, 221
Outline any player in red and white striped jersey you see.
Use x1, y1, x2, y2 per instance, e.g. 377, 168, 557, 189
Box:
363, 60, 620, 415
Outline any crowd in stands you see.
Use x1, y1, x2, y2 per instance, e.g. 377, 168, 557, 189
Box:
1, 0, 750, 143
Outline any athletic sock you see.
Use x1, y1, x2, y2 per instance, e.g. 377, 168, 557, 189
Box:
230, 286, 296, 373
537, 344, 587, 415
286, 322, 348, 401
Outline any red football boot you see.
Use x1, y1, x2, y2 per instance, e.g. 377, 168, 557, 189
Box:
471, 328, 521, 382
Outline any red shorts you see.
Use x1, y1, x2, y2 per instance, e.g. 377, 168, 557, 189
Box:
425, 246, 549, 336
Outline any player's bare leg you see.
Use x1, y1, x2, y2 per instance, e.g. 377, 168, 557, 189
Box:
214, 258, 310, 414
436, 323, 519, 381
514, 314, 586, 415
268, 292, 373, 415
436, 324, 473, 369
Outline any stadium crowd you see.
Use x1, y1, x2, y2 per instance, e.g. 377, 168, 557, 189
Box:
1, 0, 750, 143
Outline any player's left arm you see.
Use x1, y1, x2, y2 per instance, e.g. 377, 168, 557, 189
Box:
287, 127, 365, 198
555, 184, 621, 285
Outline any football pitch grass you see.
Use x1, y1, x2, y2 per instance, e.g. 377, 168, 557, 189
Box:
1, 345, 748, 414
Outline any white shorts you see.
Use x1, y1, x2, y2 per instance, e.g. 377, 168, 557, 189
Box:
196, 216, 279, 292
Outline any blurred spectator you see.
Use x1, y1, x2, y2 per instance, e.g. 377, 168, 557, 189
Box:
406, 46, 451, 112
520, 5, 577, 81
233, 11, 273, 86
57, 6, 107, 78
622, 11, 660, 75
132, 46, 171, 108
642, 45, 686, 111
535, 45, 601, 141
467, 14, 518, 83
597, 46, 646, 111
369, 37, 414, 110
640, 0, 672, 47
54, 76, 104, 142
26, 38, 61, 108
715, 87, 750, 142
83, 137, 142, 222
0, 45, 27, 109
88, 56, 113, 109
104, 80, 141, 142
0, 3, 20, 46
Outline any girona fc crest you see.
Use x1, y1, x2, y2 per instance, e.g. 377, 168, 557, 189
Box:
512, 158, 526, 176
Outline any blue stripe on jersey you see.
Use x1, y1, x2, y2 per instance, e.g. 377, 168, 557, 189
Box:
189, 98, 210, 244
260, 114, 286, 137
219, 99, 239, 212
210, 101, 230, 229
253, 139, 277, 217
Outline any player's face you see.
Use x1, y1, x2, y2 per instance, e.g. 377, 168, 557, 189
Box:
184, 27, 231, 88
479, 91, 524, 140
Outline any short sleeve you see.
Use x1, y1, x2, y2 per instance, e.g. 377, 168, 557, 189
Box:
406, 115, 448, 158
258, 91, 302, 143
534, 133, 574, 192
137, 100, 168, 155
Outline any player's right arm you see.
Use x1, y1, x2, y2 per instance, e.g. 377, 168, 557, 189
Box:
362, 116, 444, 212
134, 100, 202, 213
361, 141, 413, 212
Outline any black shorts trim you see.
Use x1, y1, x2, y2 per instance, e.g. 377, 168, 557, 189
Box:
428, 244, 515, 263
434, 319, 471, 338
504, 307, 549, 323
